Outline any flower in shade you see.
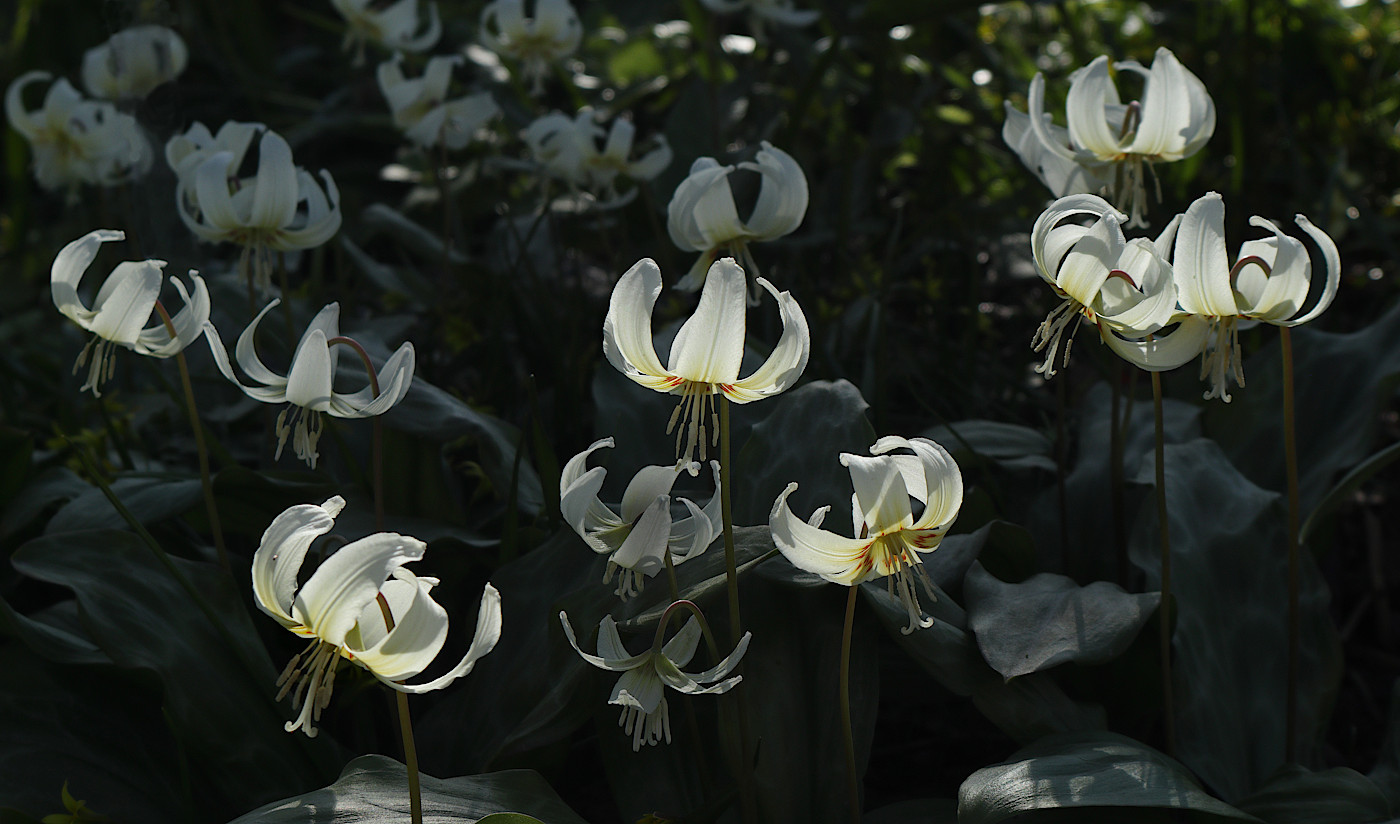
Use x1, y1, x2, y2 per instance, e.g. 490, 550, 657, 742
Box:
522, 107, 672, 205
561, 437, 722, 598
770, 436, 963, 634
331, 0, 441, 65
603, 256, 809, 462
203, 301, 415, 468
6, 71, 151, 192
254, 496, 502, 737
560, 611, 749, 750
81, 25, 188, 100
479, 0, 582, 95
667, 141, 807, 294
377, 53, 500, 150
696, 0, 820, 40
51, 229, 209, 397
1100, 191, 1341, 402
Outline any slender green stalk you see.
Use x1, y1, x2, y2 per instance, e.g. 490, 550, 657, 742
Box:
1054, 370, 1069, 571
376, 593, 422, 824
718, 396, 756, 823
839, 584, 861, 823
1110, 366, 1127, 588
1151, 371, 1176, 756
1282, 327, 1301, 762
653, 599, 723, 662
326, 336, 383, 530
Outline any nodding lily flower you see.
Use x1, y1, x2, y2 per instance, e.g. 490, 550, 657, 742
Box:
331, 0, 441, 66
203, 301, 415, 469
1002, 104, 1109, 204
667, 142, 808, 296
254, 496, 502, 737
479, 0, 582, 95
377, 53, 500, 150
561, 437, 722, 598
6, 71, 151, 193
165, 120, 262, 184
770, 436, 963, 634
696, 0, 820, 40
522, 107, 672, 206
1101, 192, 1341, 403
81, 25, 188, 100
603, 256, 809, 463
1030, 194, 1180, 378
1013, 47, 1214, 227
52, 229, 209, 397
560, 611, 749, 751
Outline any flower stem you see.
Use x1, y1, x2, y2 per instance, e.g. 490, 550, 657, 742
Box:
1282, 326, 1301, 762
377, 593, 422, 824
839, 583, 861, 823
1110, 365, 1128, 588
1151, 371, 1175, 757
719, 396, 756, 823
327, 337, 383, 530
653, 599, 723, 663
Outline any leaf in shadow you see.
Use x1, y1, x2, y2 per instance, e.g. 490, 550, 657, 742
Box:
1236, 764, 1392, 824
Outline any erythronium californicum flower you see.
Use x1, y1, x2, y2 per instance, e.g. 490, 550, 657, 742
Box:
6, 71, 151, 192
479, 0, 582, 95
203, 301, 415, 468
603, 256, 809, 462
255, 496, 502, 737
165, 120, 262, 183
560, 611, 749, 750
667, 142, 807, 295
52, 229, 210, 397
1002, 102, 1108, 204
81, 25, 188, 100
1012, 47, 1214, 227
331, 0, 441, 66
770, 436, 963, 634
1030, 193, 1180, 378
696, 0, 820, 40
377, 53, 500, 150
1101, 191, 1341, 403
561, 437, 722, 598
522, 107, 672, 206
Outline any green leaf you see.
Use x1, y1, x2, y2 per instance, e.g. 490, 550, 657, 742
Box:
1237, 765, 1392, 824
922, 419, 1055, 473
958, 731, 1260, 823
42, 474, 202, 535
1300, 439, 1400, 544
863, 798, 958, 824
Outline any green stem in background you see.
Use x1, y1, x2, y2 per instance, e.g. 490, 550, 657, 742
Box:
154, 301, 229, 574
839, 583, 861, 824
1282, 326, 1301, 763
376, 593, 422, 824
327, 336, 383, 530
653, 599, 723, 663
718, 396, 757, 823
1111, 364, 1128, 588
662, 563, 715, 792
1054, 370, 1069, 573
1151, 371, 1176, 757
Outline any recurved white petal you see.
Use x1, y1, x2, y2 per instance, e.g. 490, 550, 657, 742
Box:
51, 229, 126, 323
770, 482, 876, 583
609, 495, 672, 577
248, 131, 300, 230
561, 612, 651, 671
377, 582, 502, 693
725, 277, 810, 402
1275, 214, 1340, 327
89, 261, 163, 345
1064, 56, 1123, 159
742, 143, 807, 240
841, 452, 914, 534
620, 464, 684, 523
1173, 192, 1237, 316
251, 496, 346, 629
668, 257, 746, 383
1100, 315, 1213, 371
351, 570, 448, 681
603, 258, 676, 389
284, 328, 335, 411
613, 664, 665, 714
292, 532, 426, 647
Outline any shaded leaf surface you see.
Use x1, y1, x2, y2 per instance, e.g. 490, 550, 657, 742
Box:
1237, 765, 1392, 824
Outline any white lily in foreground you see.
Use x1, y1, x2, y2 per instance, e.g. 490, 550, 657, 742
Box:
770, 436, 963, 634
1101, 192, 1341, 402
479, 0, 582, 95
560, 612, 749, 750
6, 71, 151, 192
331, 0, 441, 65
603, 256, 809, 462
377, 53, 500, 150
561, 437, 722, 598
52, 229, 209, 397
81, 25, 188, 100
255, 496, 502, 737
522, 107, 672, 205
667, 142, 807, 293
204, 300, 415, 468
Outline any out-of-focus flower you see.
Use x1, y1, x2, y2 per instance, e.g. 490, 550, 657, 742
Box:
81, 25, 188, 100
603, 256, 809, 462
1102, 192, 1340, 402
204, 301, 415, 468
165, 120, 263, 183
770, 436, 963, 634
560, 611, 749, 750
6, 71, 151, 192
1008, 47, 1214, 227
377, 53, 499, 150
255, 496, 502, 737
51, 229, 209, 397
331, 0, 441, 66
697, 0, 820, 40
522, 107, 671, 205
561, 437, 721, 598
479, 0, 582, 95
1029, 194, 1179, 377
667, 142, 807, 293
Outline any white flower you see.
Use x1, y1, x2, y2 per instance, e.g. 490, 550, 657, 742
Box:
1002, 104, 1108, 202
377, 53, 500, 150
255, 496, 502, 737
771, 436, 963, 634
51, 229, 209, 397
165, 120, 263, 184
560, 611, 749, 751
667, 141, 807, 293
204, 301, 415, 468
81, 25, 188, 100
560, 437, 722, 598
696, 0, 820, 40
6, 71, 151, 192
522, 107, 671, 204
331, 0, 441, 65
479, 0, 582, 95
603, 256, 809, 462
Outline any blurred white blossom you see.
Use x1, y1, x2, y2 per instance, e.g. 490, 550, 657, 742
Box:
522, 107, 671, 205
6, 71, 151, 193
377, 53, 500, 150
331, 0, 441, 65
81, 25, 188, 100
479, 0, 582, 94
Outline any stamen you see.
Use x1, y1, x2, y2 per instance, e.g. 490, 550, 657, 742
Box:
1031, 298, 1084, 378
666, 382, 720, 463
1198, 318, 1244, 403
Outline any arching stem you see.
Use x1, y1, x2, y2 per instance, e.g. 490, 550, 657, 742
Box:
327, 336, 383, 530
1282, 326, 1301, 762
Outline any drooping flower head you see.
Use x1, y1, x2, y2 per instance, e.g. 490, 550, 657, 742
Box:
204, 301, 415, 468
6, 71, 152, 193
479, 0, 583, 95
560, 611, 749, 750
522, 107, 672, 206
254, 496, 502, 737
331, 0, 441, 66
81, 25, 188, 100
770, 436, 963, 634
603, 256, 809, 463
561, 437, 722, 598
51, 229, 209, 397
377, 53, 500, 150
